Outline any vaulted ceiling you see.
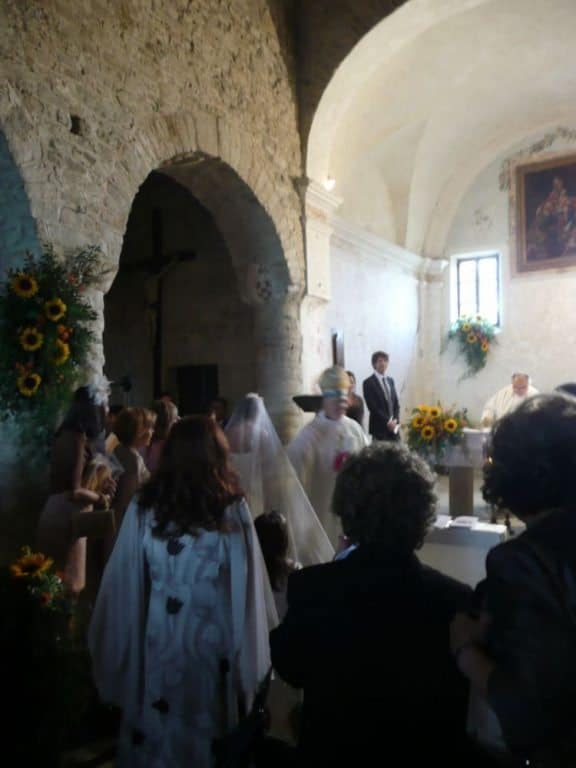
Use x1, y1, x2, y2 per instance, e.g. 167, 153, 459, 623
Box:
307, 0, 576, 256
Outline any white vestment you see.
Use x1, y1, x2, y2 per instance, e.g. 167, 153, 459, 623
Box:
287, 412, 369, 547
481, 384, 539, 424
88, 497, 273, 768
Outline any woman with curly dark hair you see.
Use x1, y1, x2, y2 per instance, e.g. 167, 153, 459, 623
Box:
89, 417, 275, 767
271, 441, 480, 766
451, 394, 576, 766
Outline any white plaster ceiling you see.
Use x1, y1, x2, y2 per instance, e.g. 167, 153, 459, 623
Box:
307, 0, 576, 256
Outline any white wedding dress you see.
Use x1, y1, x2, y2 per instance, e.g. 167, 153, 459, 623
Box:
226, 394, 334, 569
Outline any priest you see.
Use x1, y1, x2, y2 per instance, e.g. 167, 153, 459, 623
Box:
288, 366, 369, 548
481, 372, 538, 426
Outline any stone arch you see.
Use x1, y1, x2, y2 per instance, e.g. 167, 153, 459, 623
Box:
103, 123, 304, 436
100, 111, 304, 292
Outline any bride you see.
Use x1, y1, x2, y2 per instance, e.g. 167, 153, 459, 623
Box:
225, 394, 334, 571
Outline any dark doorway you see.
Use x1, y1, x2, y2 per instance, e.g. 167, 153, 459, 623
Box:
176, 364, 218, 416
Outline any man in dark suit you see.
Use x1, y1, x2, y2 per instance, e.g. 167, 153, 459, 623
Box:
362, 350, 400, 440
270, 443, 479, 767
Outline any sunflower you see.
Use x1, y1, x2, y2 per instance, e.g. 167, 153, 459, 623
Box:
44, 297, 67, 322
17, 372, 42, 397
481, 341, 489, 352
444, 418, 458, 433
411, 415, 425, 429
10, 550, 53, 579
416, 404, 430, 414
421, 425, 435, 441
429, 406, 442, 419
53, 339, 70, 366
10, 272, 38, 299
461, 322, 471, 332
466, 332, 477, 344
19, 326, 44, 352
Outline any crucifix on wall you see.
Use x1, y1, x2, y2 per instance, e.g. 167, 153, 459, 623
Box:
331, 330, 345, 367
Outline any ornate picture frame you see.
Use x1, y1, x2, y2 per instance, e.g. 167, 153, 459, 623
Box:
515, 153, 576, 273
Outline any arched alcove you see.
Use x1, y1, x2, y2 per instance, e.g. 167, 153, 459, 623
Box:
104, 171, 258, 412
104, 154, 302, 435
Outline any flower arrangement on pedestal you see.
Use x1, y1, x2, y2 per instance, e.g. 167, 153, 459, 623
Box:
405, 403, 468, 464
2, 547, 70, 630
0, 245, 102, 443
0, 548, 91, 760
445, 315, 497, 378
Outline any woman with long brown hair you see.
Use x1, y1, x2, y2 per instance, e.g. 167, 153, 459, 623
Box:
89, 416, 274, 767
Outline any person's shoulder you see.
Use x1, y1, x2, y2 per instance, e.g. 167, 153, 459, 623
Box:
114, 444, 139, 472
286, 560, 341, 600
485, 532, 533, 574
342, 414, 362, 428
419, 562, 474, 604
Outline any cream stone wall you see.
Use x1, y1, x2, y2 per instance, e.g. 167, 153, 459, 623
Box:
421, 127, 576, 421
0, 0, 304, 559
326, 224, 421, 426
0, 0, 304, 356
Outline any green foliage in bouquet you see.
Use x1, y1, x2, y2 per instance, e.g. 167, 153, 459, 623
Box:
445, 315, 497, 379
0, 244, 102, 445
0, 547, 92, 762
405, 403, 468, 463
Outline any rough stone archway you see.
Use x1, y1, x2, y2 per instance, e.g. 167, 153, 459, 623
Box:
104, 146, 304, 437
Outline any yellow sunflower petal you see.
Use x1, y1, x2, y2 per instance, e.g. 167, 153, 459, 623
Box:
11, 273, 38, 299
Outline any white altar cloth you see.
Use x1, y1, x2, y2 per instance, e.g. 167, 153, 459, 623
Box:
419, 516, 507, 587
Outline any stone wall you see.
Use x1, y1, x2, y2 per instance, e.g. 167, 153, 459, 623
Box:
0, 0, 304, 559
420, 126, 576, 420
0, 0, 304, 288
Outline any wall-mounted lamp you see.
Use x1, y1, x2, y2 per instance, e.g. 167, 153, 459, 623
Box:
323, 176, 336, 191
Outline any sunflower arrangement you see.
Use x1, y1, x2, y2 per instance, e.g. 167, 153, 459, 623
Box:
0, 546, 92, 760
445, 314, 497, 378
0, 244, 101, 443
6, 546, 67, 612
405, 403, 468, 463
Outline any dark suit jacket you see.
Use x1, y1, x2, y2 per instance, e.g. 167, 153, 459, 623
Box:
480, 507, 576, 757
362, 372, 400, 440
270, 546, 476, 766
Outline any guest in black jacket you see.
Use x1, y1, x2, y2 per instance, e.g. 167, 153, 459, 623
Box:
451, 394, 576, 765
270, 442, 480, 767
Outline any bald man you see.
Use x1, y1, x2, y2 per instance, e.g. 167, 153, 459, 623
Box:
481, 373, 539, 427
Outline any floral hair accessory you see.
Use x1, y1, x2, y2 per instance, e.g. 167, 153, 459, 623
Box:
86, 372, 110, 406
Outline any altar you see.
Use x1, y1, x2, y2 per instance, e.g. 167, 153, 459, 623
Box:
419, 515, 507, 586
443, 427, 490, 517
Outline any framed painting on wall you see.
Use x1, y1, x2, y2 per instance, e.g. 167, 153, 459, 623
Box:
515, 154, 576, 273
